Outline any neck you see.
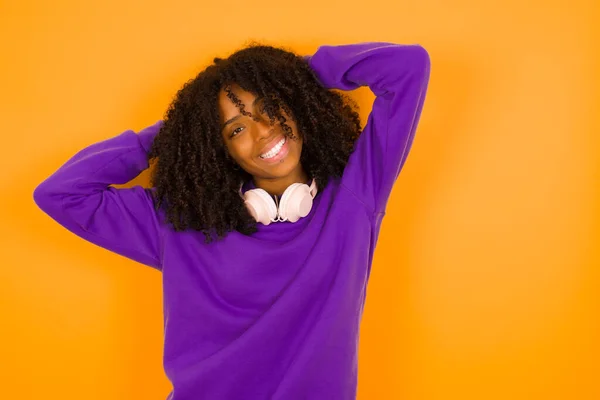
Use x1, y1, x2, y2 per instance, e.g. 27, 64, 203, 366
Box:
252, 166, 309, 197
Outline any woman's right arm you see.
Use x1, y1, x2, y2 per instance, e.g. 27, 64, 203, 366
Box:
33, 121, 165, 271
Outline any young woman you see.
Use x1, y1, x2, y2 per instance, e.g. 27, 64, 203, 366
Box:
34, 42, 431, 399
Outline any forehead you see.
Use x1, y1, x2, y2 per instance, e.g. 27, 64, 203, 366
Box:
217, 84, 257, 119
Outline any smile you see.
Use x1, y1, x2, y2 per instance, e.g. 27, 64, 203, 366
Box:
259, 137, 287, 160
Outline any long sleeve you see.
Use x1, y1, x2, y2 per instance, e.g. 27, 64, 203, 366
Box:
306, 42, 431, 214
33, 120, 165, 270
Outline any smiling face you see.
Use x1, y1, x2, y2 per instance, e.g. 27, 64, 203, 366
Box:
218, 84, 307, 194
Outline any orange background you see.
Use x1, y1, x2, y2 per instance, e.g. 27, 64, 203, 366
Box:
1, 1, 598, 399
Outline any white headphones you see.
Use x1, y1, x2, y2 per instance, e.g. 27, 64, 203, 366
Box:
239, 179, 318, 225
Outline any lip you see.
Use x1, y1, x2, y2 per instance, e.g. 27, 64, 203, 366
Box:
258, 136, 286, 157
257, 136, 290, 165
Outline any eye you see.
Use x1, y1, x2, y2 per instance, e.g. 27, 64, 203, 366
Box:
230, 126, 244, 138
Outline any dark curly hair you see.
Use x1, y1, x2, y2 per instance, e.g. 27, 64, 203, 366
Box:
148, 42, 362, 243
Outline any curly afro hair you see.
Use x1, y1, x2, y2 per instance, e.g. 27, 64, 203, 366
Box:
148, 43, 362, 243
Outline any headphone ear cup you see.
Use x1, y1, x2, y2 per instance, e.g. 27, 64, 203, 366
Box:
279, 183, 313, 223
243, 189, 278, 225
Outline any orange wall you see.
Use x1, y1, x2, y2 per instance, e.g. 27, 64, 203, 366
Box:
1, 1, 598, 399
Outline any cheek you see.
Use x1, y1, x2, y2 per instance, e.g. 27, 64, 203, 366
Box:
295, 140, 304, 158
228, 138, 255, 164
290, 122, 303, 143
291, 126, 303, 151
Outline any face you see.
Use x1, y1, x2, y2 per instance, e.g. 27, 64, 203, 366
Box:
217, 84, 304, 182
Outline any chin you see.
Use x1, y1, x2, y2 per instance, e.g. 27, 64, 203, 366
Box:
261, 158, 301, 179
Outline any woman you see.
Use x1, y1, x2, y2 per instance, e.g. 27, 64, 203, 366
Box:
34, 42, 431, 399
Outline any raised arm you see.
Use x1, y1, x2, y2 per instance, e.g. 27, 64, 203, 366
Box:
33, 121, 165, 270
306, 42, 431, 213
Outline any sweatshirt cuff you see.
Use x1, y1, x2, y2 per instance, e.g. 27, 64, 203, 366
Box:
137, 120, 163, 153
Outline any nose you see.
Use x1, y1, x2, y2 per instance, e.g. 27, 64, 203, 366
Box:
253, 114, 275, 141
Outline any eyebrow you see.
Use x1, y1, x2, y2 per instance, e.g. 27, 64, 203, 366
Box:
221, 96, 263, 131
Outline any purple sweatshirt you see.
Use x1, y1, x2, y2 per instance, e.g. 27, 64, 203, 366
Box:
33, 43, 430, 399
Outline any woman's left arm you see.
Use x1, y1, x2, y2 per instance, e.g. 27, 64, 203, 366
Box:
306, 42, 431, 214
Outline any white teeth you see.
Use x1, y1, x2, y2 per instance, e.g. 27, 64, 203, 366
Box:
260, 138, 286, 159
